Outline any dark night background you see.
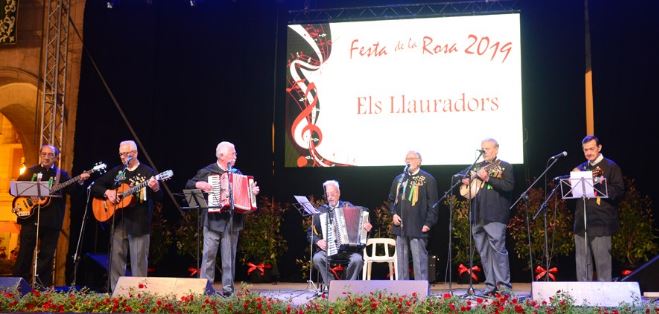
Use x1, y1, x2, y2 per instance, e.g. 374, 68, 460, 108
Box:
68, 0, 659, 289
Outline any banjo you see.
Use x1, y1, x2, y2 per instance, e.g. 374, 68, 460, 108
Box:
459, 160, 504, 199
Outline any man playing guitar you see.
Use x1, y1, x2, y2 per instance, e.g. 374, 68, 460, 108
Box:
12, 145, 90, 287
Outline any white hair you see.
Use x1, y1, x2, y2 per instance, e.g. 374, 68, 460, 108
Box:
119, 140, 138, 151
481, 138, 499, 148
215, 141, 235, 158
323, 180, 340, 190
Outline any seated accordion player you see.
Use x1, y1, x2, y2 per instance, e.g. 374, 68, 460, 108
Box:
207, 172, 257, 214
319, 205, 369, 256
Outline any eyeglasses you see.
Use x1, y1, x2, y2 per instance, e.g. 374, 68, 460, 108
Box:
119, 150, 135, 157
40, 153, 55, 157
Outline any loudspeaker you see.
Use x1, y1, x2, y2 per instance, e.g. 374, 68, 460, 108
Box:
112, 277, 214, 298
0, 277, 31, 295
328, 280, 428, 302
621, 254, 659, 293
532, 281, 640, 307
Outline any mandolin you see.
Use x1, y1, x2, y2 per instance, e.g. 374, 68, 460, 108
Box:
459, 161, 503, 199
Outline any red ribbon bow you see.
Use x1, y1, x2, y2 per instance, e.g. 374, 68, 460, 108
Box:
187, 267, 199, 277
458, 264, 481, 281
621, 269, 633, 276
330, 264, 345, 279
246, 262, 272, 276
534, 265, 558, 281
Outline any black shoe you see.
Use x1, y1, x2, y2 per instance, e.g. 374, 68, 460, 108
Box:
476, 288, 497, 297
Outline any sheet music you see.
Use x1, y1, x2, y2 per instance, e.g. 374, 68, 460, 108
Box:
294, 195, 319, 215
570, 171, 596, 198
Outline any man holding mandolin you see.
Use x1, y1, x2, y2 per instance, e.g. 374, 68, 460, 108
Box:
91, 140, 163, 292
461, 138, 514, 296
12, 144, 90, 287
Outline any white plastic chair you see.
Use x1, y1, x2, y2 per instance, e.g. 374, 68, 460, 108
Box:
362, 238, 397, 280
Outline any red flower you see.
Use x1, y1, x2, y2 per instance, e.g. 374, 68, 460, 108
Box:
138, 283, 147, 289
514, 304, 524, 313
443, 293, 452, 299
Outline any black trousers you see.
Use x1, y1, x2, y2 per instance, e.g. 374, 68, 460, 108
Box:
13, 222, 61, 287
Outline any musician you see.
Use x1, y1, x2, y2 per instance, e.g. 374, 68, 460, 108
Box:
461, 138, 514, 296
91, 140, 161, 291
13, 144, 90, 287
572, 135, 623, 281
308, 180, 372, 288
185, 141, 260, 297
388, 151, 438, 281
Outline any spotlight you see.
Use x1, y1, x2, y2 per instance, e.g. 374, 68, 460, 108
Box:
189, 0, 205, 7
106, 0, 120, 9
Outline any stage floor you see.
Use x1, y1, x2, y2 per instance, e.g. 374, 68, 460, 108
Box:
218, 282, 532, 306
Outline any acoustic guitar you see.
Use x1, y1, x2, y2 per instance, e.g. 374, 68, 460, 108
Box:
459, 161, 503, 199
11, 162, 107, 219
92, 170, 173, 222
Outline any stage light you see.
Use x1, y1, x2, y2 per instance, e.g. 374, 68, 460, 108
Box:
189, 0, 205, 7
106, 0, 120, 9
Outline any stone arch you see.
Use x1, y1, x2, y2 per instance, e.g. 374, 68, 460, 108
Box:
0, 67, 40, 165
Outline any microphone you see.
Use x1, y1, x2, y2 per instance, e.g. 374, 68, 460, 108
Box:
403, 163, 409, 174
227, 161, 233, 172
553, 175, 569, 181
36, 173, 43, 181
476, 149, 485, 154
549, 151, 568, 160
124, 155, 133, 166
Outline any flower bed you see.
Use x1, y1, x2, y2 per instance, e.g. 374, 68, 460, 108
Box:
0, 287, 657, 313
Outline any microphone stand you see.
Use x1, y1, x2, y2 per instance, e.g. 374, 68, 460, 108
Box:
108, 160, 129, 293
532, 180, 561, 282
463, 150, 483, 296
509, 156, 562, 285
431, 174, 463, 295
32, 173, 44, 288
72, 182, 94, 287
226, 162, 236, 296
322, 185, 331, 293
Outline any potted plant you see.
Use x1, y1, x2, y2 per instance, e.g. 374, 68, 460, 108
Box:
238, 196, 287, 283
507, 185, 574, 281
445, 196, 482, 283
612, 178, 659, 276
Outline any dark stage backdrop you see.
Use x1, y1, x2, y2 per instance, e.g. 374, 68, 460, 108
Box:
69, 0, 659, 287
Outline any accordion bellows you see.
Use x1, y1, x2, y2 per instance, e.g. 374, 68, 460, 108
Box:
207, 173, 257, 214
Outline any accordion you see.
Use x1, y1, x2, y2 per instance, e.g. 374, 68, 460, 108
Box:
207, 172, 257, 214
319, 205, 369, 256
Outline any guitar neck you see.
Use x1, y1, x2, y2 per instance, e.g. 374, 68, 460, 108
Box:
120, 180, 151, 198
50, 172, 87, 194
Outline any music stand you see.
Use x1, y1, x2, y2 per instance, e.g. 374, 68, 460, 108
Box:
10, 181, 52, 287
558, 171, 608, 281
292, 195, 322, 295
181, 189, 209, 274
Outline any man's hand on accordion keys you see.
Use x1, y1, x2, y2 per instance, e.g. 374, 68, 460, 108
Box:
363, 222, 372, 232
195, 181, 213, 193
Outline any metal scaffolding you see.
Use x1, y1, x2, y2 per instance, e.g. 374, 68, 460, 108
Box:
39, 0, 71, 155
